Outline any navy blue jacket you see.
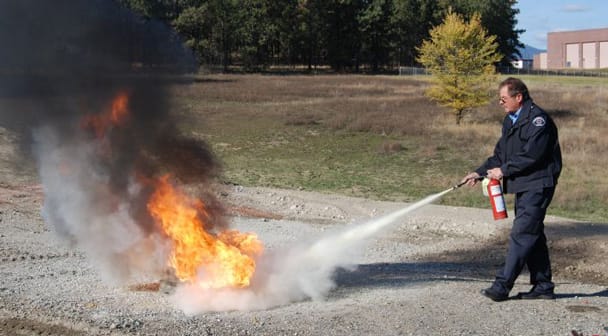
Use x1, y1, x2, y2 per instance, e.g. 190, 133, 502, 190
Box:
475, 99, 562, 194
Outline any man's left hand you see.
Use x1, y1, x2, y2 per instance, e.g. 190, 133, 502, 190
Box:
487, 168, 503, 180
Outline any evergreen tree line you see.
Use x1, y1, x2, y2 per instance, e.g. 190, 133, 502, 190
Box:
118, 0, 522, 72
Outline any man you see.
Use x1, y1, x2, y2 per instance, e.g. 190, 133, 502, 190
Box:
462, 77, 562, 302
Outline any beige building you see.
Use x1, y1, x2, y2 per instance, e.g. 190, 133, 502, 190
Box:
533, 27, 608, 69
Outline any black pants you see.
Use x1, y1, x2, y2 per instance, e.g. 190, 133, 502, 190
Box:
492, 187, 555, 294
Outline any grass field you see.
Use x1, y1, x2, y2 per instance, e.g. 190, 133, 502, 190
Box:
171, 74, 608, 222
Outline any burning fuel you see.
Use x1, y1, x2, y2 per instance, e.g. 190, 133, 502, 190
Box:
147, 175, 263, 289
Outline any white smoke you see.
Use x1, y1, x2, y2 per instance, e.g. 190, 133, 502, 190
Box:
34, 127, 168, 284
172, 189, 453, 313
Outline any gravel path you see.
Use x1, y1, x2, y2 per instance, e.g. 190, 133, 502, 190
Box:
1, 184, 607, 336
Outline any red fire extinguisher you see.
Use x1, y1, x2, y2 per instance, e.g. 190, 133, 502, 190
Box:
487, 178, 508, 220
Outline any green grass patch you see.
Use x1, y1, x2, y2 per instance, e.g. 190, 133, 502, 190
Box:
195, 115, 487, 205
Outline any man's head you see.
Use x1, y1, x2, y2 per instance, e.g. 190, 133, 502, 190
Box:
498, 77, 530, 113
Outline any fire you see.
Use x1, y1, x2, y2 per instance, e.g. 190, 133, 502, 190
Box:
78, 91, 262, 289
81, 91, 130, 137
147, 176, 263, 289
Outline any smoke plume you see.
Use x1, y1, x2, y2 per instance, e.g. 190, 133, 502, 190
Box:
0, 0, 221, 283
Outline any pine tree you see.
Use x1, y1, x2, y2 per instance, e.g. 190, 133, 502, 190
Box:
417, 10, 501, 125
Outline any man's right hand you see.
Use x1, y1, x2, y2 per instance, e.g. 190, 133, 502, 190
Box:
461, 172, 481, 187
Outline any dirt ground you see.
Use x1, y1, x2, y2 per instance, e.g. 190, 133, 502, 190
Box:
1, 173, 608, 336
1, 119, 607, 335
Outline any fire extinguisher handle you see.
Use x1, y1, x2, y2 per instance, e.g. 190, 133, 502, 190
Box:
454, 175, 486, 189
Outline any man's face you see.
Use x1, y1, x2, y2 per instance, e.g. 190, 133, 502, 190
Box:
498, 86, 522, 113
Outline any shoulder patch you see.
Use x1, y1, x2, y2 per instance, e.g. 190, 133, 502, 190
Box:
532, 116, 546, 127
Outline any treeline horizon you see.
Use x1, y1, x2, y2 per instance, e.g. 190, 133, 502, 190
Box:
118, 0, 523, 72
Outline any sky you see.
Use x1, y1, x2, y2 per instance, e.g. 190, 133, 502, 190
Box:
515, 0, 608, 49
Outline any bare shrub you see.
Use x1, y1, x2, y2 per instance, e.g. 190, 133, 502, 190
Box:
284, 113, 321, 126
379, 141, 404, 154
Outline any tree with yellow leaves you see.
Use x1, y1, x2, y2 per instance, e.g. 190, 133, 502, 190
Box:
417, 10, 502, 125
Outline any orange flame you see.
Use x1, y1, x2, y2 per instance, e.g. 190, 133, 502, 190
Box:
147, 176, 263, 289
81, 91, 130, 137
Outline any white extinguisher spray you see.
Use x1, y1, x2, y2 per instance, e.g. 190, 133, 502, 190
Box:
485, 178, 508, 220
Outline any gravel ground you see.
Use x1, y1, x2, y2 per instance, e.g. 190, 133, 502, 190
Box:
1, 183, 607, 336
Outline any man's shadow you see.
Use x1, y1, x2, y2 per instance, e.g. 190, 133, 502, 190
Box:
333, 261, 492, 289
332, 262, 608, 300
555, 289, 608, 299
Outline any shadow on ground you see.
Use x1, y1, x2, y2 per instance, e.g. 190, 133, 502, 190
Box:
333, 261, 608, 300
332, 219, 608, 296
334, 261, 493, 289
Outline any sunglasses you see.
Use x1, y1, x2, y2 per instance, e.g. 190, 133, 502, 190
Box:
499, 93, 521, 104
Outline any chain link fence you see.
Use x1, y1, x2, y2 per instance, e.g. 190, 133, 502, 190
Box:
398, 66, 608, 77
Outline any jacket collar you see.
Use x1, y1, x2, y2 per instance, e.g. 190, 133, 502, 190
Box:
506, 99, 534, 133
516, 99, 534, 123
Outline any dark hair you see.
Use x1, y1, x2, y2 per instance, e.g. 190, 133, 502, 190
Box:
499, 77, 530, 101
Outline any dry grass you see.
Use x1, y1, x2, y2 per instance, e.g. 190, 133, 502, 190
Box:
173, 74, 608, 222
528, 81, 608, 218
173, 75, 437, 134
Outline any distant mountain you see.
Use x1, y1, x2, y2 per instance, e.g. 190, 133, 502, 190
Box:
514, 44, 546, 60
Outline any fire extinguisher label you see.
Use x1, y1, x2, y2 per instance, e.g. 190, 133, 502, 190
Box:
493, 195, 506, 212
489, 185, 502, 196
